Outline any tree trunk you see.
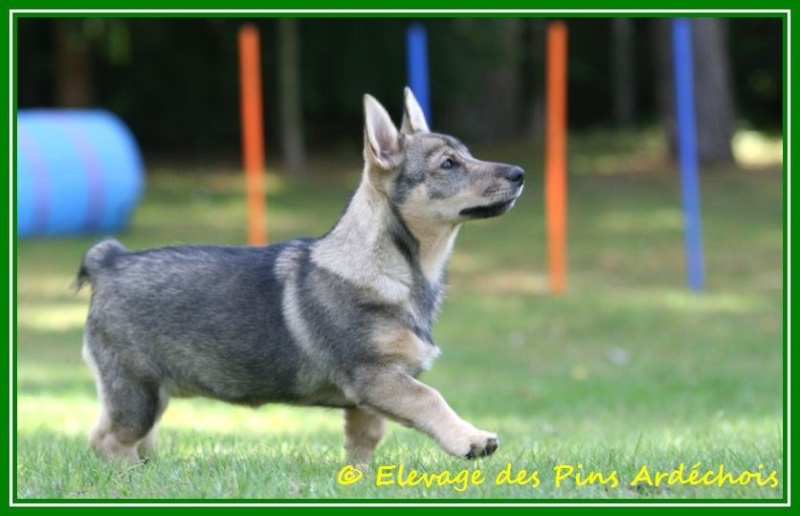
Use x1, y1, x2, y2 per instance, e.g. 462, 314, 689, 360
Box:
480, 18, 524, 140
521, 18, 547, 140
612, 18, 635, 128
654, 18, 735, 165
692, 18, 735, 163
653, 19, 675, 155
53, 19, 93, 107
443, 18, 524, 141
278, 18, 306, 177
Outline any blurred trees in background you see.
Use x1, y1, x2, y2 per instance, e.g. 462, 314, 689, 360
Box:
17, 17, 783, 167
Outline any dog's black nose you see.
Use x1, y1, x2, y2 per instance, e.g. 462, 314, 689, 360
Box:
506, 166, 524, 183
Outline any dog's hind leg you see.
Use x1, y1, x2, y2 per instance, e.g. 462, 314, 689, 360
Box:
83, 340, 163, 464
136, 390, 169, 461
89, 377, 163, 464
88, 406, 140, 463
344, 407, 386, 466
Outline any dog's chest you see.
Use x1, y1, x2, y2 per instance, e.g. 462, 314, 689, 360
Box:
372, 323, 442, 375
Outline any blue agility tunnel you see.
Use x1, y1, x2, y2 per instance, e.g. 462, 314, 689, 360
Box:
17, 110, 145, 237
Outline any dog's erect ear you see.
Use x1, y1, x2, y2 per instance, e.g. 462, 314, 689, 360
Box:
364, 94, 400, 170
400, 86, 430, 135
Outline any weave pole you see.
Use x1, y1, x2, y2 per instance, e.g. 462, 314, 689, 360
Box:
672, 18, 705, 291
238, 24, 267, 246
546, 21, 568, 295
406, 23, 432, 123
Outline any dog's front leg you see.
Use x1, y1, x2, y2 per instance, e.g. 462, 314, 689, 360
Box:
354, 370, 498, 459
344, 407, 386, 466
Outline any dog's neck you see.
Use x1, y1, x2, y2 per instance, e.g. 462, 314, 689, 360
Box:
311, 179, 459, 304
400, 211, 461, 284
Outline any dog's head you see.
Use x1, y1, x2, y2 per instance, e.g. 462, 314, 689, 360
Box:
363, 88, 524, 225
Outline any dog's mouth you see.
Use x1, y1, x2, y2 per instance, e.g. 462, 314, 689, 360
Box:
460, 184, 523, 219
459, 197, 518, 219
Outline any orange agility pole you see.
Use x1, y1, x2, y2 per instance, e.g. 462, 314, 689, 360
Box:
546, 21, 568, 295
238, 24, 267, 245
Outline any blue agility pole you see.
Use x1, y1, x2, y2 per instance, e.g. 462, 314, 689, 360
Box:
672, 18, 705, 292
406, 23, 431, 123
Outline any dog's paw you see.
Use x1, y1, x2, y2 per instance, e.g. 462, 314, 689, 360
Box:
440, 427, 499, 459
464, 433, 499, 459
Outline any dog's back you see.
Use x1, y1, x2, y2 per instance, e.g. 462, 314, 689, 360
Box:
78, 238, 347, 407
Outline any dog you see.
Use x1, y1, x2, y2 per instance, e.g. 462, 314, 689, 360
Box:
76, 88, 524, 465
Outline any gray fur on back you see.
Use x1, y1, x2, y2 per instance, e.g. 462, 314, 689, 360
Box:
78, 234, 424, 409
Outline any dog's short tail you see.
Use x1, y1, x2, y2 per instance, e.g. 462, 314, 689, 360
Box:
73, 238, 127, 292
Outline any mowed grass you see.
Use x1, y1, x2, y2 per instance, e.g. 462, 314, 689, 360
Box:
14, 145, 784, 501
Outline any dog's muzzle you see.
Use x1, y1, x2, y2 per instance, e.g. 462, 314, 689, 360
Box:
459, 165, 525, 219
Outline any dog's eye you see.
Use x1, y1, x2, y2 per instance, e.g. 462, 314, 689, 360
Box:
441, 158, 456, 170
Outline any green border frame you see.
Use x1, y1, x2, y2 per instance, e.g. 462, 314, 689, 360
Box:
4, 2, 792, 511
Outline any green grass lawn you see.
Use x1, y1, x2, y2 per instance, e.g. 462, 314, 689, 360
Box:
14, 148, 784, 502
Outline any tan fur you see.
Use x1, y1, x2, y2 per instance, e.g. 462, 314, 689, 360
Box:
89, 426, 140, 463
372, 324, 441, 373
344, 407, 386, 465
401, 209, 461, 283
352, 371, 498, 458
312, 181, 413, 305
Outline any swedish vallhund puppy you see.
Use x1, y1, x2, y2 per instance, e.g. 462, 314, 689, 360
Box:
76, 88, 525, 465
